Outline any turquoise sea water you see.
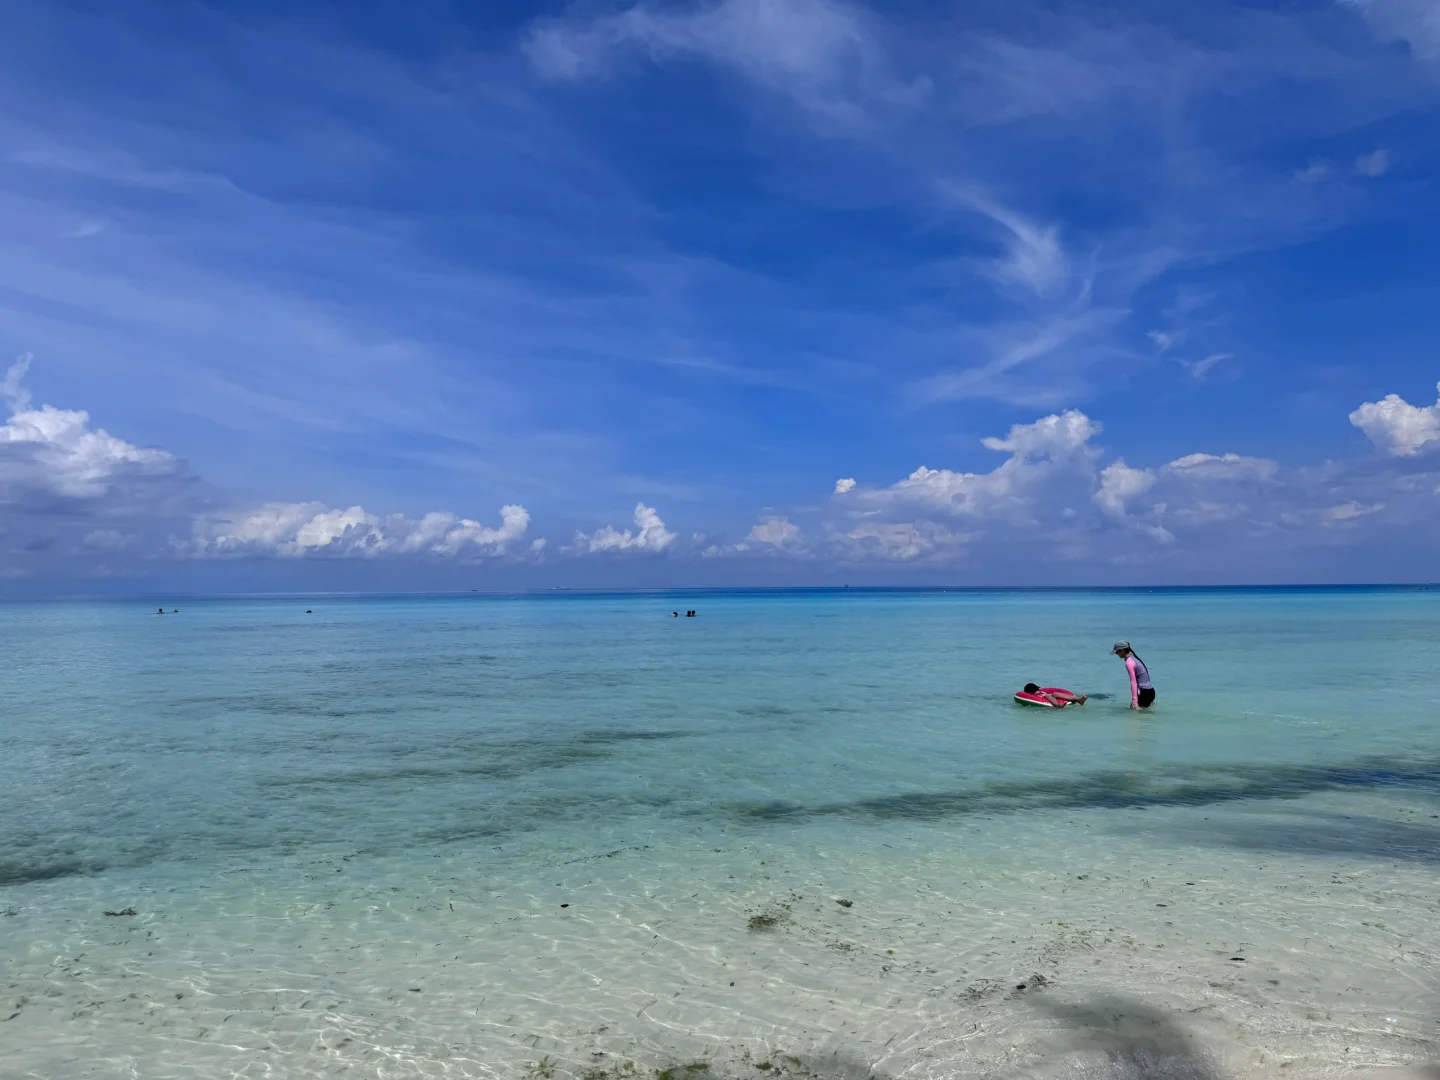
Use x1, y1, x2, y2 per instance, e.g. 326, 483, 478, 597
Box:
3, 588, 1440, 1079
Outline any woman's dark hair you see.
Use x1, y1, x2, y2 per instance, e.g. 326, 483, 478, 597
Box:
1023, 683, 1040, 694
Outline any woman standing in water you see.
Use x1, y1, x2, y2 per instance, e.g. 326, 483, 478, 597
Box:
1112, 641, 1155, 710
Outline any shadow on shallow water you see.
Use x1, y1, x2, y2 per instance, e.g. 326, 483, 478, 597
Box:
1019, 996, 1224, 1080
255, 729, 691, 789
728, 757, 1440, 831
0, 856, 94, 888
6, 752, 1440, 889
570, 994, 1440, 1079
1171, 808, 1440, 863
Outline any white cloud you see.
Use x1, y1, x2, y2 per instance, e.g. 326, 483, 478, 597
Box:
192, 503, 530, 559
1094, 460, 1156, 517
1294, 150, 1390, 183
1342, 0, 1440, 63
1185, 352, 1232, 380
1141, 523, 1176, 544
1326, 500, 1385, 521
842, 520, 969, 561
572, 502, 677, 554
79, 529, 130, 552
2, 355, 32, 411
63, 219, 107, 239
748, 516, 802, 547
834, 477, 856, 494
1349, 382, 1440, 456
1094, 451, 1277, 536
1165, 452, 1278, 481
955, 192, 1069, 296
0, 358, 197, 567
0, 354, 182, 501
702, 516, 806, 558
980, 409, 1099, 457
523, 0, 913, 130
521, 1, 1388, 416
1354, 148, 1391, 177
913, 308, 1129, 406
860, 410, 1102, 519
0, 359, 545, 572
814, 410, 1132, 566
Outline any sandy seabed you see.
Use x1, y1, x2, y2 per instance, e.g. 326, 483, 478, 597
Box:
4, 788, 1440, 1080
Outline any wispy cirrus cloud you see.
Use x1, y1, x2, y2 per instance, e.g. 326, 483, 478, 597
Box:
522, 0, 1425, 413
525, 0, 921, 133
1354, 147, 1392, 177
0, 0, 785, 527
2, 0, 1438, 589
1183, 353, 1232, 381
1341, 0, 1440, 64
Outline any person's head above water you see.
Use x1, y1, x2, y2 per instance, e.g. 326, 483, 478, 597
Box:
1112, 641, 1132, 657
1023, 683, 1040, 694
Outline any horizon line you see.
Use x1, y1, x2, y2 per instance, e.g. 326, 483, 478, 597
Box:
4, 582, 1438, 603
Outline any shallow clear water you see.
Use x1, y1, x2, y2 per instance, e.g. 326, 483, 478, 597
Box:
3, 589, 1440, 1079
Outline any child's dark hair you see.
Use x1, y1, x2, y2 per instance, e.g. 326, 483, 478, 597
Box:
1023, 683, 1039, 694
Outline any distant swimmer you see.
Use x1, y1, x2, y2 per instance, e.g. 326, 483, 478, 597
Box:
686, 610, 696, 617
671, 611, 679, 617
156, 608, 164, 615
1112, 641, 1156, 710
1019, 684, 1087, 707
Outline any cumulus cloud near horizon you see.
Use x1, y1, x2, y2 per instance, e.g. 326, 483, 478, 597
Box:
0, 355, 197, 569
191, 503, 531, 560
1350, 382, 1440, 457
840, 519, 973, 562
841, 410, 1101, 522
6, 352, 1440, 581
1, 354, 183, 503
1096, 452, 1278, 520
1, 357, 537, 570
748, 516, 802, 548
1094, 460, 1156, 518
572, 502, 677, 554
820, 404, 1404, 565
827, 410, 1102, 560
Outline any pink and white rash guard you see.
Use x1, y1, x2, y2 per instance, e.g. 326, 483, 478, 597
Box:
1125, 654, 1153, 707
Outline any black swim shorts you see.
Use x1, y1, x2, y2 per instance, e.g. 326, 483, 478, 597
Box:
1137, 687, 1156, 709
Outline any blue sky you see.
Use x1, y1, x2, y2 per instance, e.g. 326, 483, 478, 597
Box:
1, 0, 1438, 592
